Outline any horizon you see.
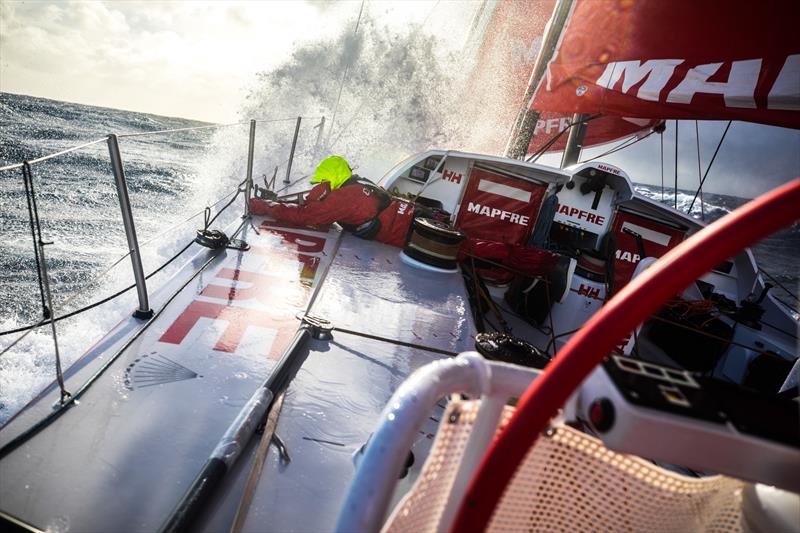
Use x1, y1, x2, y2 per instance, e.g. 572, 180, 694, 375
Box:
1, 89, 795, 201
1, 1, 797, 200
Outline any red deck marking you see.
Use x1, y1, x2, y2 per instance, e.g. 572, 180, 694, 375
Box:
259, 224, 326, 253
160, 301, 283, 355
247, 245, 322, 283
200, 268, 308, 309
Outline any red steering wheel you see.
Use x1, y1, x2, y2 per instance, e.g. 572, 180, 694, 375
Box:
451, 179, 800, 532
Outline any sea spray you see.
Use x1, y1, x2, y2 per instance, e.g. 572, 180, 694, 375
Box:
0, 94, 249, 423
238, 15, 466, 182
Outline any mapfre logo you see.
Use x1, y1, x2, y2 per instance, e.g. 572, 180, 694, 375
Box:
596, 163, 621, 175
467, 202, 530, 226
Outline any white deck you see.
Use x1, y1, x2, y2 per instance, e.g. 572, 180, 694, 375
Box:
0, 218, 477, 532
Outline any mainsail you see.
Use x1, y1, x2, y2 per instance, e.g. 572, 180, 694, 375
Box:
530, 0, 800, 129
462, 0, 662, 156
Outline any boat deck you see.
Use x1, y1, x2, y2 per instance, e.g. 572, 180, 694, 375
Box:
0, 216, 476, 532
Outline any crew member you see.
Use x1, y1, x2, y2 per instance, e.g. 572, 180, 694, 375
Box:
250, 155, 573, 301
249, 155, 415, 247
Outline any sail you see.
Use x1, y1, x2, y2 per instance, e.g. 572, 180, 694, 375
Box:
531, 0, 800, 129
461, 0, 660, 155
528, 112, 661, 154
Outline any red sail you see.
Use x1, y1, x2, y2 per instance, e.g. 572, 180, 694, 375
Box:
528, 111, 660, 154
531, 0, 800, 129
461, 0, 659, 155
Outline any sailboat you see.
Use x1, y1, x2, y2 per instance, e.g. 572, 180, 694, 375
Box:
0, 1, 798, 532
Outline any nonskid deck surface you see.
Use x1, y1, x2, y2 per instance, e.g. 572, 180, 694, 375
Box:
232, 236, 477, 533
0, 217, 339, 532
0, 217, 478, 532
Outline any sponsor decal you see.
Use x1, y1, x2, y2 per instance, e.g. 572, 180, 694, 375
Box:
158, 221, 332, 358
477, 179, 532, 202
595, 55, 799, 110
615, 250, 641, 264
620, 222, 671, 246
124, 354, 199, 390
534, 117, 572, 136
466, 202, 530, 226
556, 203, 606, 225
577, 283, 601, 299
614, 333, 633, 354
596, 163, 621, 175
443, 169, 462, 184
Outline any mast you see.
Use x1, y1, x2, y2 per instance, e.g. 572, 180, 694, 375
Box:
505, 0, 574, 160
559, 112, 589, 168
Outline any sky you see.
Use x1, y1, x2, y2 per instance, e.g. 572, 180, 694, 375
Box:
0, 0, 478, 123
1, 0, 797, 198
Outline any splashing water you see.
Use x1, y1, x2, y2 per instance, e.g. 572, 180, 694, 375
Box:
0, 14, 482, 423
240, 14, 468, 182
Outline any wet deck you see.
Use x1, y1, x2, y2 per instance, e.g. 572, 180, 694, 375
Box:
0, 216, 476, 532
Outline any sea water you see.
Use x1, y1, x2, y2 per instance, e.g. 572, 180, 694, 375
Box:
1, 91, 798, 424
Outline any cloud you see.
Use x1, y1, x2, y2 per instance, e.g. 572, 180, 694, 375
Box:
0, 1, 356, 122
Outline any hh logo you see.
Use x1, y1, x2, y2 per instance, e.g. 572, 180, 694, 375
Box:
577, 284, 601, 299
443, 169, 462, 184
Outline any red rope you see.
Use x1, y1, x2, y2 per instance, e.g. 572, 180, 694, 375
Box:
450, 178, 800, 532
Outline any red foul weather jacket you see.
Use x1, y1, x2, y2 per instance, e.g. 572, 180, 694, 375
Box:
249, 180, 415, 248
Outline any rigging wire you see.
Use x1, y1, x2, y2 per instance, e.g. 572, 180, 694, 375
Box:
0, 137, 108, 173
117, 121, 248, 139
694, 120, 705, 220
758, 268, 800, 310
525, 114, 602, 163
21, 162, 70, 401
578, 129, 657, 164
326, 0, 366, 149
688, 120, 732, 215
674, 119, 679, 209
660, 124, 665, 201
0, 218, 250, 462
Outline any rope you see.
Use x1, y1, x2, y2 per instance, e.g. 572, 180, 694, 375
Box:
694, 120, 705, 220
0, 181, 246, 342
688, 120, 732, 215
333, 325, 458, 357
